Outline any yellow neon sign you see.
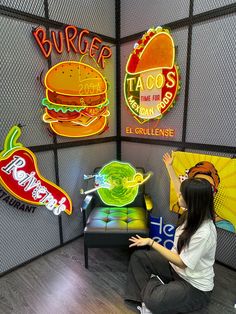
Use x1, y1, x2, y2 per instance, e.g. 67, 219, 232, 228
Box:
41, 61, 110, 138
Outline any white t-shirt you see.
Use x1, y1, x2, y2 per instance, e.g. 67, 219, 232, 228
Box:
170, 219, 217, 291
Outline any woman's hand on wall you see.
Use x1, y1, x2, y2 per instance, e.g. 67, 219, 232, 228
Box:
163, 152, 173, 167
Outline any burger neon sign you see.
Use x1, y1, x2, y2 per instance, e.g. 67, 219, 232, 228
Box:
42, 61, 110, 137
124, 26, 180, 124
32, 25, 112, 69
0, 126, 72, 215
32, 25, 112, 138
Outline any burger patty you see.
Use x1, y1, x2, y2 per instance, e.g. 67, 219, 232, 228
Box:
47, 90, 107, 107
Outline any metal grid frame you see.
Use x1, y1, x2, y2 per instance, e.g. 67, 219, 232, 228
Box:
1, 0, 235, 274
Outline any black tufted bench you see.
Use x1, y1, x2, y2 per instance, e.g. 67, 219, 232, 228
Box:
81, 187, 152, 268
85, 206, 148, 245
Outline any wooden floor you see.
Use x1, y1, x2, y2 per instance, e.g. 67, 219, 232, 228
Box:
0, 237, 235, 314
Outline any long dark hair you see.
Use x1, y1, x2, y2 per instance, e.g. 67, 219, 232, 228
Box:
177, 178, 215, 253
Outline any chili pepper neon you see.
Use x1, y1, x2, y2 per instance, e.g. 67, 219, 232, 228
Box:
0, 126, 72, 215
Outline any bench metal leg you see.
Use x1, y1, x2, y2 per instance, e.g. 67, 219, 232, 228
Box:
84, 242, 88, 269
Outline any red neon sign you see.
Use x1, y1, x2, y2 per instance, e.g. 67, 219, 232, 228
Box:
0, 126, 72, 215
32, 26, 112, 69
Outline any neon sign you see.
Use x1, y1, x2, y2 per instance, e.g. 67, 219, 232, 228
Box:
42, 61, 110, 138
125, 126, 175, 137
0, 126, 72, 215
32, 26, 112, 69
124, 26, 180, 124
81, 161, 152, 207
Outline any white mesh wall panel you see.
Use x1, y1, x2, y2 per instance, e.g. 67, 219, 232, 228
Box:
49, 40, 117, 143
122, 142, 179, 225
1, 0, 45, 16
121, 0, 189, 38
58, 142, 116, 242
194, 0, 235, 14
48, 0, 115, 38
0, 16, 53, 147
216, 228, 236, 269
186, 14, 236, 147
0, 151, 60, 274
121, 28, 188, 141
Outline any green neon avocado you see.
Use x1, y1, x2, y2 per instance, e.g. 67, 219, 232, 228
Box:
97, 161, 139, 207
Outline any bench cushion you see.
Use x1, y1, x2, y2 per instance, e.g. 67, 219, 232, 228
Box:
84, 207, 149, 247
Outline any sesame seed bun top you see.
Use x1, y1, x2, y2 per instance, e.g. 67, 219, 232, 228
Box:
45, 61, 107, 96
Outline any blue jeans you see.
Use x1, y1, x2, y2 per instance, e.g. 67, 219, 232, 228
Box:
125, 249, 211, 314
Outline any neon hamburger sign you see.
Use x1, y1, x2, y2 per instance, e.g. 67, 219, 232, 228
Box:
42, 61, 110, 137
124, 26, 180, 124
33, 25, 112, 138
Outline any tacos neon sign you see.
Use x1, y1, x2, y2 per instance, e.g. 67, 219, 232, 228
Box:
124, 26, 180, 124
32, 25, 112, 68
0, 126, 72, 215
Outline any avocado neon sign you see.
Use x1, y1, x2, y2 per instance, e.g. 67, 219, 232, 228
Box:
0, 126, 72, 215
124, 26, 181, 124
81, 160, 152, 207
